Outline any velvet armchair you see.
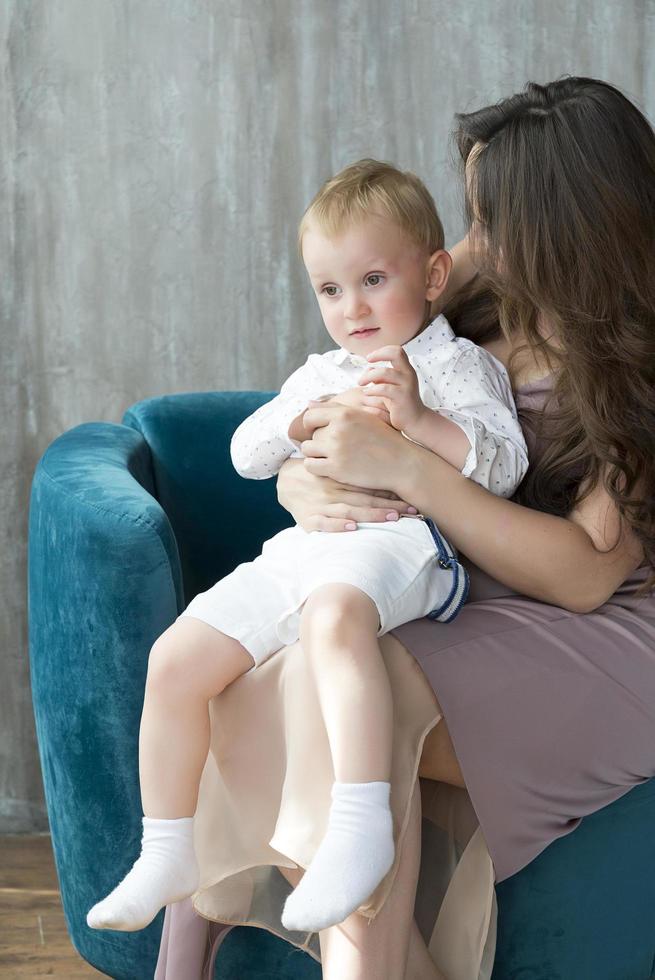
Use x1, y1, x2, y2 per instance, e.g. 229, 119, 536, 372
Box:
28, 391, 655, 979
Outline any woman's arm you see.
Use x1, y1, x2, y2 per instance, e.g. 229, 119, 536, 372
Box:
300, 404, 644, 613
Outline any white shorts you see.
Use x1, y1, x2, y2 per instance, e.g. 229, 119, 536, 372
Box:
179, 517, 468, 669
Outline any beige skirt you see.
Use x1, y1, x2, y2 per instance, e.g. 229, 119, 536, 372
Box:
181, 633, 497, 980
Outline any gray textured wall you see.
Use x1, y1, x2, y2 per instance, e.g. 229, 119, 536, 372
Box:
3, 0, 654, 832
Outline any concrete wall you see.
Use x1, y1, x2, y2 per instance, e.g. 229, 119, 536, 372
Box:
3, 0, 653, 831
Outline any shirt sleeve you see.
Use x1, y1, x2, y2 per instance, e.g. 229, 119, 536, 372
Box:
230, 355, 337, 480
433, 345, 529, 497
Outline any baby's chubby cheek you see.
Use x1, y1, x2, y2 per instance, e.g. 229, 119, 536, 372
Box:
379, 297, 427, 339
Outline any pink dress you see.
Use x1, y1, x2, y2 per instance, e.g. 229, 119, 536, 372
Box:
156, 376, 655, 980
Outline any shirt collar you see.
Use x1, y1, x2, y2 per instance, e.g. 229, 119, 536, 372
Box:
404, 314, 454, 356
332, 314, 454, 365
332, 345, 359, 365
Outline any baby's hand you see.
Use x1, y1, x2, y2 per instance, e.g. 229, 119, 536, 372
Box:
357, 346, 427, 434
329, 386, 391, 425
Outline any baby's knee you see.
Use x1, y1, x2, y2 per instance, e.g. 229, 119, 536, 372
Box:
146, 621, 220, 697
146, 619, 250, 699
300, 585, 379, 644
146, 631, 190, 694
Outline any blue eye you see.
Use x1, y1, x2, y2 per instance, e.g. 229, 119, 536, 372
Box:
322, 284, 341, 297
365, 273, 385, 287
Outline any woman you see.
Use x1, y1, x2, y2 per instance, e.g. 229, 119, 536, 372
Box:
156, 76, 655, 979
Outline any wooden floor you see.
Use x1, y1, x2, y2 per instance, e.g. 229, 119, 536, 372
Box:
0, 835, 103, 977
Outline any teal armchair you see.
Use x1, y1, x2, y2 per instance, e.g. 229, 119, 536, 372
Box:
28, 392, 655, 979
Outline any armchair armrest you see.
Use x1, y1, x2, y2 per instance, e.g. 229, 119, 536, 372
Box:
28, 422, 180, 978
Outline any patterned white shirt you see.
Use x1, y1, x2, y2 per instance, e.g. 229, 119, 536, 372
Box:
231, 315, 529, 497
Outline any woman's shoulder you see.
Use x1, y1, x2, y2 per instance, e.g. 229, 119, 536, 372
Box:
514, 372, 555, 395
479, 334, 556, 395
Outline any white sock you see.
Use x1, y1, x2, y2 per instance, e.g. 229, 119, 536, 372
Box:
86, 816, 199, 932
281, 781, 395, 933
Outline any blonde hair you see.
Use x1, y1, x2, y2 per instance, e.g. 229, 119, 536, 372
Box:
298, 158, 444, 254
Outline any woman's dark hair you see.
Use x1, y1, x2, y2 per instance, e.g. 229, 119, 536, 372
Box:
447, 76, 655, 588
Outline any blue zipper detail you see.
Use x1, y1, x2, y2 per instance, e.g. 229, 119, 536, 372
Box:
423, 517, 470, 622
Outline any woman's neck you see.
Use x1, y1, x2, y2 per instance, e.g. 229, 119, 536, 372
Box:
482, 333, 555, 389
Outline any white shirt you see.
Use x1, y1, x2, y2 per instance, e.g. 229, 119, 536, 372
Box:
231, 315, 529, 498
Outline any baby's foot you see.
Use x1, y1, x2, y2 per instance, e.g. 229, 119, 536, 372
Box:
281, 781, 394, 933
86, 816, 198, 932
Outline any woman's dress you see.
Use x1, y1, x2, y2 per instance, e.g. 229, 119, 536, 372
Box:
155, 377, 655, 980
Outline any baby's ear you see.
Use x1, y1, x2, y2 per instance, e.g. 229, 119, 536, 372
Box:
426, 249, 452, 301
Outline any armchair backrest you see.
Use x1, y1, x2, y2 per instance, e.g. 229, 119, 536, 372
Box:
123, 391, 294, 607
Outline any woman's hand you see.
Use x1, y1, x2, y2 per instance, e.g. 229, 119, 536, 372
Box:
277, 457, 417, 533
289, 389, 390, 443
300, 401, 417, 493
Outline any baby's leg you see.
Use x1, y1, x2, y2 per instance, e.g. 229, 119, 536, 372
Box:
87, 617, 254, 932
139, 617, 254, 817
281, 584, 395, 932
299, 583, 393, 783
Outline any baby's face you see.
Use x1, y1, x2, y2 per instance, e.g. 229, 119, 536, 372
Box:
301, 215, 432, 356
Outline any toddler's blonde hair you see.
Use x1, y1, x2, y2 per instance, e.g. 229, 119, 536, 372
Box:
298, 158, 444, 254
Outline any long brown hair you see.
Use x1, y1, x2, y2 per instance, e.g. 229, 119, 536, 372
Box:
447, 77, 655, 586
